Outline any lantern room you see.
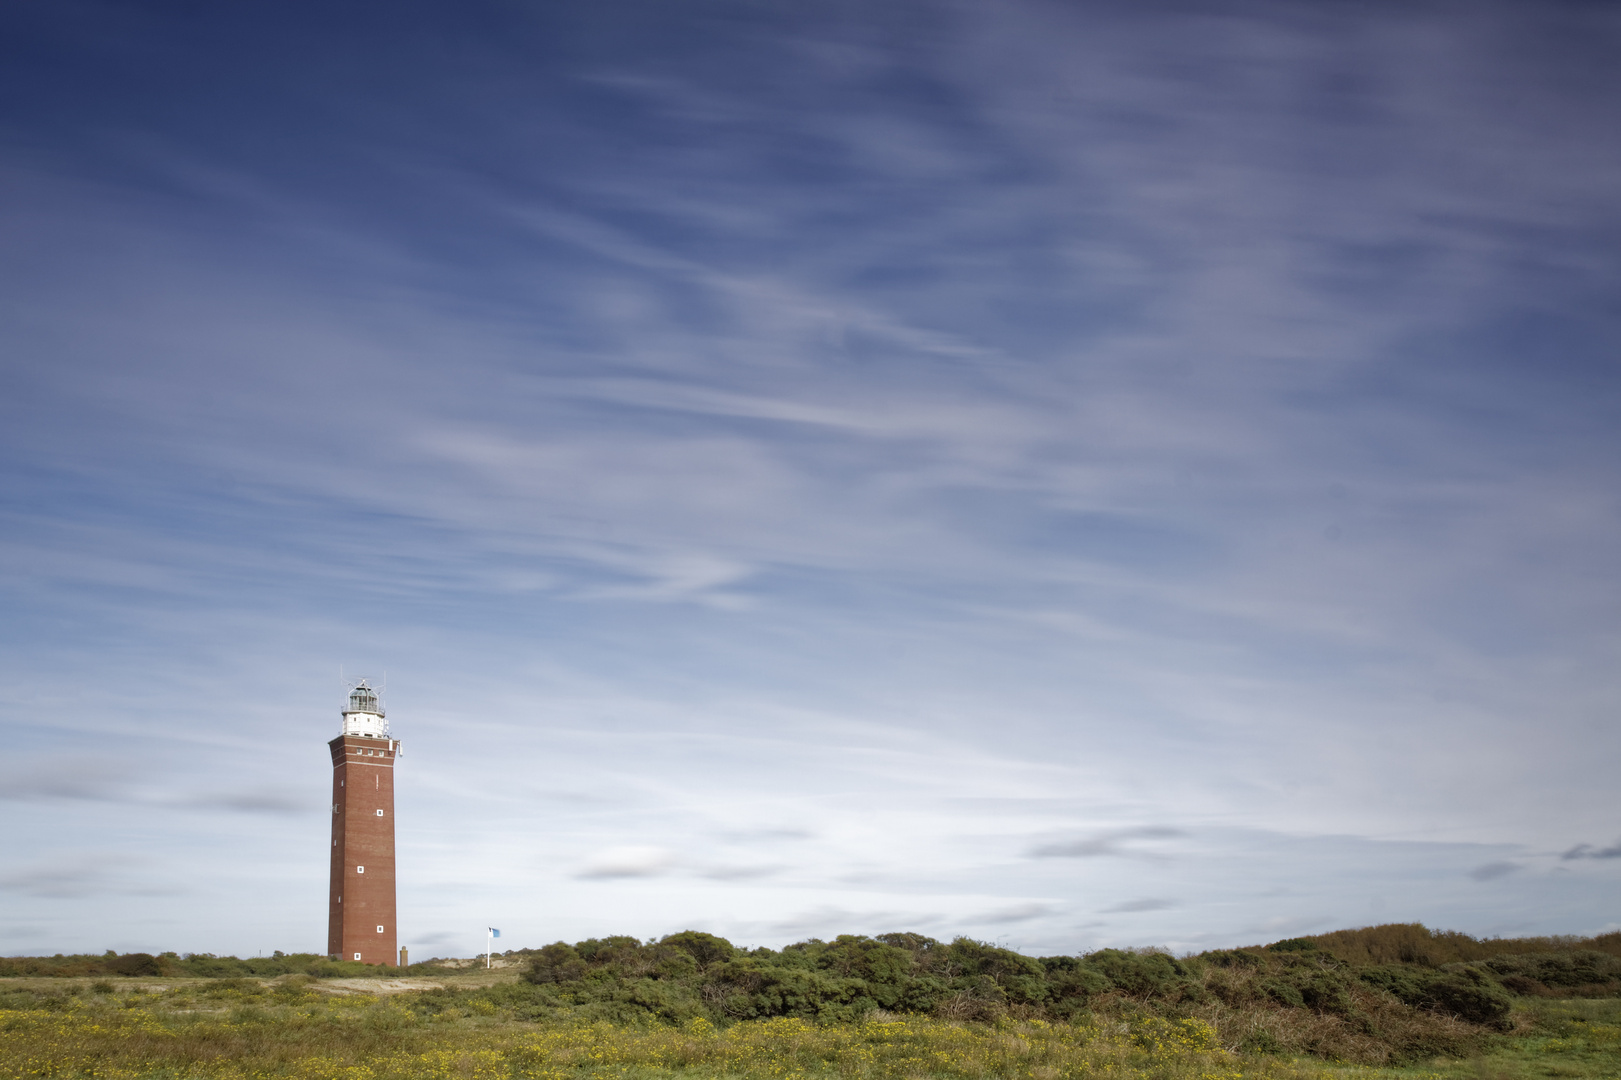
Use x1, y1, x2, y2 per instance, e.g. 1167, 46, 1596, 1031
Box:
341, 679, 389, 738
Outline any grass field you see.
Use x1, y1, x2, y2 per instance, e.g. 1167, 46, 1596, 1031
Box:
1, 976, 1616, 1080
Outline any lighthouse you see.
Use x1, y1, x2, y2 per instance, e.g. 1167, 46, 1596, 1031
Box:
327, 680, 399, 964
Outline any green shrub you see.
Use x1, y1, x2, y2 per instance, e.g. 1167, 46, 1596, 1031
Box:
1358, 963, 1434, 1005
1041, 955, 1111, 1014
522, 942, 587, 984
1425, 972, 1512, 1026
661, 931, 735, 969
1262, 979, 1305, 1008
1481, 949, 1621, 991
1268, 938, 1318, 952
1084, 949, 1203, 1003
108, 952, 163, 976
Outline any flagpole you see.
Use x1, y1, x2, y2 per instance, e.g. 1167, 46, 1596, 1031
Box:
486, 927, 491, 969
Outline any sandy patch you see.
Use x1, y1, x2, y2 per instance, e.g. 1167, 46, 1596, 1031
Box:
318, 978, 450, 995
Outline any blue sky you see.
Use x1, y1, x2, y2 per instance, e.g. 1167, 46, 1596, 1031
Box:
2, 0, 1619, 960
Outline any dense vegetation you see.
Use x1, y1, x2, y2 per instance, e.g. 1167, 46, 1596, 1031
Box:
0, 985, 1318, 1080
498, 924, 1621, 1063
1, 971, 1618, 1080
3, 923, 1619, 1071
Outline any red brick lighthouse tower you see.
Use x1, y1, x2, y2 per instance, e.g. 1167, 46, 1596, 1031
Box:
327, 680, 399, 964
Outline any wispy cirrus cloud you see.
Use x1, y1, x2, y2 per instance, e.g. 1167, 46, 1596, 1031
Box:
0, 855, 167, 900
974, 903, 1055, 925
575, 846, 678, 880
0, 760, 135, 803
1027, 828, 1185, 860
1101, 898, 1177, 915
697, 864, 785, 882
1469, 862, 1521, 882
761, 907, 944, 938
183, 790, 311, 815
0, 761, 310, 815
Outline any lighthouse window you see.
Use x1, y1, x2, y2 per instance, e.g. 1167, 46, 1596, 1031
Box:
354, 953, 362, 961
376, 809, 384, 816
357, 866, 365, 873
376, 925, 385, 933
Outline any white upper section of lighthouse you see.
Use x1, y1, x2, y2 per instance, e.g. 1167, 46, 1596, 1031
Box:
341, 680, 390, 738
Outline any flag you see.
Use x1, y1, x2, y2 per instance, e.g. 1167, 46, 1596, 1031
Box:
489, 928, 501, 938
